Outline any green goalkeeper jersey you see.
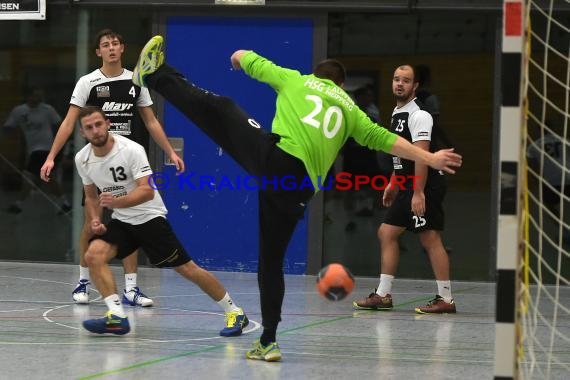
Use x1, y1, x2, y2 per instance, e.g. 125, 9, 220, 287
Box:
240, 51, 398, 189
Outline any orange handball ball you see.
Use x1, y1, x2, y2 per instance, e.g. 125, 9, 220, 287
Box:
316, 263, 355, 301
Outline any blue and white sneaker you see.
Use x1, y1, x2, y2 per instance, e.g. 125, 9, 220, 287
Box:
133, 35, 165, 87
220, 308, 249, 337
122, 287, 154, 307
72, 279, 90, 304
83, 311, 130, 335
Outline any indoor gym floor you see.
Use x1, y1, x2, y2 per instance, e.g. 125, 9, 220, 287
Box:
1, 261, 568, 379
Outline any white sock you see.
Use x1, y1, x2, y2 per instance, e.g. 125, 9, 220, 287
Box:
104, 294, 126, 318
125, 273, 137, 291
376, 274, 394, 297
79, 266, 90, 282
217, 292, 240, 313
437, 280, 453, 303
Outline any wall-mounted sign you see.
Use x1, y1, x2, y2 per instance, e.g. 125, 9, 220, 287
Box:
0, 1, 45, 20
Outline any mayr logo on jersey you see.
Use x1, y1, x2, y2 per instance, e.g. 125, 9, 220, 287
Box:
102, 102, 134, 111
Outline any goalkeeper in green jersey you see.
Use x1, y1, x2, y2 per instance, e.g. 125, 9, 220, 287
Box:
132, 35, 462, 362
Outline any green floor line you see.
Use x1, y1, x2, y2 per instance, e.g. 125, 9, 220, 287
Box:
77, 285, 481, 379
76, 344, 222, 380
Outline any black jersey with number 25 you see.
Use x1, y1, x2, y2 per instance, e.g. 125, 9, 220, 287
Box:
390, 98, 444, 189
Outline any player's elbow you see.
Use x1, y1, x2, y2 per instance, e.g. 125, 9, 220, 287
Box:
142, 186, 155, 203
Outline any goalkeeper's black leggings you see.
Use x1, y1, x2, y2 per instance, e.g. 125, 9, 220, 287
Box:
147, 64, 314, 333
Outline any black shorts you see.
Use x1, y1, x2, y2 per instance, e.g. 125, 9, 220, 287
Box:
91, 216, 191, 268
383, 184, 446, 232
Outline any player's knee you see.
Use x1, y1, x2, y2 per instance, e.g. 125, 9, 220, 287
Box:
174, 260, 200, 278
377, 225, 396, 243
419, 230, 442, 249
84, 241, 108, 266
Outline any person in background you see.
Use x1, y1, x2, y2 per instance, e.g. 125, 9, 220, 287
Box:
3, 87, 71, 215
342, 86, 387, 231
414, 64, 453, 150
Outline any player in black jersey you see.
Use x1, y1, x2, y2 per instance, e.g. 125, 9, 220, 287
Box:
354, 64, 456, 314
39, 29, 185, 306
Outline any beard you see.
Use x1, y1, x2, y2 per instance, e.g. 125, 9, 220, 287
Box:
90, 133, 109, 147
394, 91, 413, 103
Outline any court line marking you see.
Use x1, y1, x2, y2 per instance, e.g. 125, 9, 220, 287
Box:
0, 275, 103, 311
77, 345, 225, 380
43, 304, 79, 329
41, 304, 260, 339
73, 287, 487, 379
68, 285, 485, 378
0, 274, 262, 345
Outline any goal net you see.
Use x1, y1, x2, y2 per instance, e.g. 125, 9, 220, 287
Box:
520, 0, 570, 378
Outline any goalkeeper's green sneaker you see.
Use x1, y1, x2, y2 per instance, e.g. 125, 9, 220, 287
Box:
246, 340, 282, 362
133, 35, 165, 87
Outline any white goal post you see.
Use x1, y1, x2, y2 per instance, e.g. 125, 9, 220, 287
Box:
495, 1, 570, 379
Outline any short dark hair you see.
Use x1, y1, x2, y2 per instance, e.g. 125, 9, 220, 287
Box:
78, 106, 107, 126
94, 28, 124, 50
395, 64, 418, 83
314, 59, 346, 86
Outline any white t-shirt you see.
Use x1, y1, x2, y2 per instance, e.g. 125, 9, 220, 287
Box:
75, 134, 167, 224
4, 102, 61, 155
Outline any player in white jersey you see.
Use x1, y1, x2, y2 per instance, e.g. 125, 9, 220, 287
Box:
39, 29, 185, 306
76, 105, 248, 336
